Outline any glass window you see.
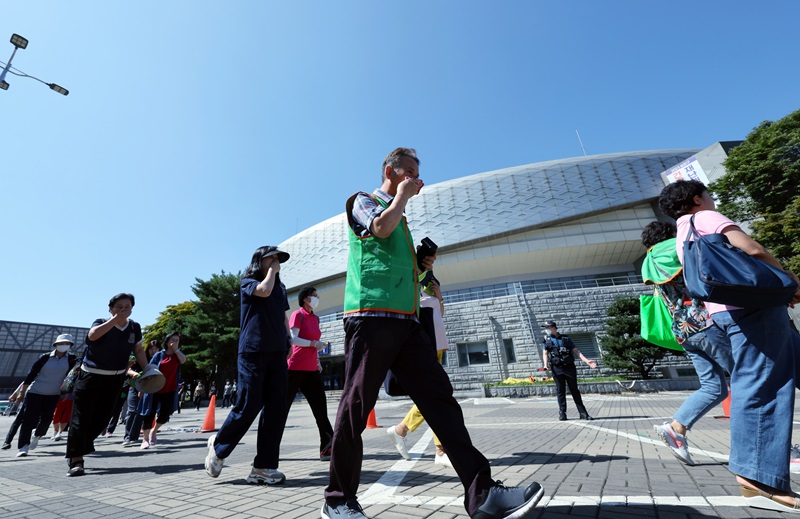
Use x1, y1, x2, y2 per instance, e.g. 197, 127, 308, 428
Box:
503, 338, 517, 363
457, 341, 490, 367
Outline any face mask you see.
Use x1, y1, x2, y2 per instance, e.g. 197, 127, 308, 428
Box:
55, 344, 71, 353
308, 296, 320, 309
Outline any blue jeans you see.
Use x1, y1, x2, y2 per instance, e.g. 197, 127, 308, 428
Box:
673, 325, 733, 429
713, 306, 796, 491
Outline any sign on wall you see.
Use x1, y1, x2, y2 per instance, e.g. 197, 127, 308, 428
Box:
663, 157, 709, 184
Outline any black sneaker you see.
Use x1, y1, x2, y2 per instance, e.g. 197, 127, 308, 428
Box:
558, 413, 567, 421
1, 443, 10, 450
472, 481, 544, 519
66, 460, 85, 477
579, 413, 593, 420
321, 499, 369, 519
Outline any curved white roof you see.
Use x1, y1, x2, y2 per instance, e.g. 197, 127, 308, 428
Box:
279, 149, 696, 291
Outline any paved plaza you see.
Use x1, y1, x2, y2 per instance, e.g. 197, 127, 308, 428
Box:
1, 391, 799, 519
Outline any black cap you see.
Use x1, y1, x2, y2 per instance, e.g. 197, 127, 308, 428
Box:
541, 320, 557, 328
264, 247, 290, 263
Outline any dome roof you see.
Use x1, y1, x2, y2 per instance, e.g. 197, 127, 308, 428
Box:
279, 149, 697, 290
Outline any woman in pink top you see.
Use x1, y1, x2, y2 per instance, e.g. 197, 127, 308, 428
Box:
287, 286, 334, 461
660, 180, 800, 513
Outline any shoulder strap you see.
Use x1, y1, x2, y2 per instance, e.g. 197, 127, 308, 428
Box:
27, 353, 50, 380
686, 214, 700, 244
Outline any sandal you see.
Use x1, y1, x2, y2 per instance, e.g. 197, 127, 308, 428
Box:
66, 460, 85, 477
740, 485, 800, 513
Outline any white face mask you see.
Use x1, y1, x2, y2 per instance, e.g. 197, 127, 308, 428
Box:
55, 344, 71, 353
308, 296, 320, 309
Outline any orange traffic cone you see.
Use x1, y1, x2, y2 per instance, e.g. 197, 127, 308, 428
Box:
200, 395, 218, 432
721, 385, 731, 418
366, 408, 379, 429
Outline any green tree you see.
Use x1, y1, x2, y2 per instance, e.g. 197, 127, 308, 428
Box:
142, 301, 196, 346
711, 108, 800, 272
185, 271, 241, 382
599, 296, 666, 379
142, 301, 200, 383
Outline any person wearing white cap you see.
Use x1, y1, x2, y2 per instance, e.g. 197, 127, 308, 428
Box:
9, 333, 78, 457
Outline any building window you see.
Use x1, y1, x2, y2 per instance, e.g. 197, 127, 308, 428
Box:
569, 333, 600, 358
502, 338, 517, 363
457, 341, 490, 367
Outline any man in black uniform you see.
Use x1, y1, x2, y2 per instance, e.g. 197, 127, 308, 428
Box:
541, 320, 597, 421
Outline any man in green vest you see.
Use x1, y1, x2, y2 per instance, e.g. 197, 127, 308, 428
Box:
321, 148, 544, 519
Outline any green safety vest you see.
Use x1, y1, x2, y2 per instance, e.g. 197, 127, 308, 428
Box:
343, 193, 419, 315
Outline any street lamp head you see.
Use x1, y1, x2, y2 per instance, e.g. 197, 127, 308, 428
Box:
10, 34, 28, 50
0, 80, 8, 90
49, 83, 69, 96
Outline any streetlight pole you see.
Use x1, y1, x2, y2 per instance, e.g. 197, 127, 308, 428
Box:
0, 33, 68, 95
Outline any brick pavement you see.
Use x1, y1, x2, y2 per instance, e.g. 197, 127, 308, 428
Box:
0, 392, 798, 518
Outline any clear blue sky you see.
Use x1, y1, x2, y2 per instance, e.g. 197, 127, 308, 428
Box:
2, 1, 798, 329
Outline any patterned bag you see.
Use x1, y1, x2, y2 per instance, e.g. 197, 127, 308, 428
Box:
60, 359, 82, 394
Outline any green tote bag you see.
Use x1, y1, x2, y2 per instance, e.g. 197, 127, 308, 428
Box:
639, 294, 683, 351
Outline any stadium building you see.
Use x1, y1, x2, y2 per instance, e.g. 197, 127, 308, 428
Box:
0, 142, 739, 393
0, 320, 89, 392
278, 142, 739, 391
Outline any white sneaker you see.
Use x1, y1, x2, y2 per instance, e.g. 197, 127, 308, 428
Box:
790, 444, 800, 474
16, 445, 29, 457
29, 436, 40, 450
386, 426, 410, 460
434, 452, 453, 468
205, 434, 224, 478
246, 466, 286, 485
654, 422, 695, 466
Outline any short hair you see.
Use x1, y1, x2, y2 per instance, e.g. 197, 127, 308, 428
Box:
108, 293, 135, 308
298, 286, 317, 307
641, 221, 677, 248
382, 147, 420, 178
658, 180, 707, 219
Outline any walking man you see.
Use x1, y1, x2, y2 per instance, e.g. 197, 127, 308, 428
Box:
542, 320, 597, 421
321, 147, 544, 519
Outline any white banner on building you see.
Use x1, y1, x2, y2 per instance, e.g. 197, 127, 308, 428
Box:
663, 157, 709, 184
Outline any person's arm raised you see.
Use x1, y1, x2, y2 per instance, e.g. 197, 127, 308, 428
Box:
371, 179, 419, 238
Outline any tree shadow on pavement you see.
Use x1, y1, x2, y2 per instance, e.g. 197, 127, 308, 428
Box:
488, 452, 628, 467
88, 463, 198, 476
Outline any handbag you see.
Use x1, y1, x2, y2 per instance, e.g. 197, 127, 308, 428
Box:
639, 294, 682, 351
682, 214, 797, 308
60, 359, 82, 394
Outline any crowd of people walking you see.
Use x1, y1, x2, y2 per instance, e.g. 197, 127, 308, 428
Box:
2, 150, 799, 519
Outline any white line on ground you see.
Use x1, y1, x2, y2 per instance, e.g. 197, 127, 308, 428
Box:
541, 495, 748, 507
467, 416, 674, 426
569, 422, 730, 461
472, 397, 515, 405
360, 428, 434, 504
363, 493, 750, 508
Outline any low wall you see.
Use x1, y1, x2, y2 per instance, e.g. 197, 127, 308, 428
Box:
485, 378, 702, 398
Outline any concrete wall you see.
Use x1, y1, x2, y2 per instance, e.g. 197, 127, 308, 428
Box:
318, 283, 697, 391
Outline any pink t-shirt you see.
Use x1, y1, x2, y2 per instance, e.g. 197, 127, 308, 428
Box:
287, 308, 321, 371
676, 210, 742, 314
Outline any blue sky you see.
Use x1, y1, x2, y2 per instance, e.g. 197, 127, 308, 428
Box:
2, 1, 799, 329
